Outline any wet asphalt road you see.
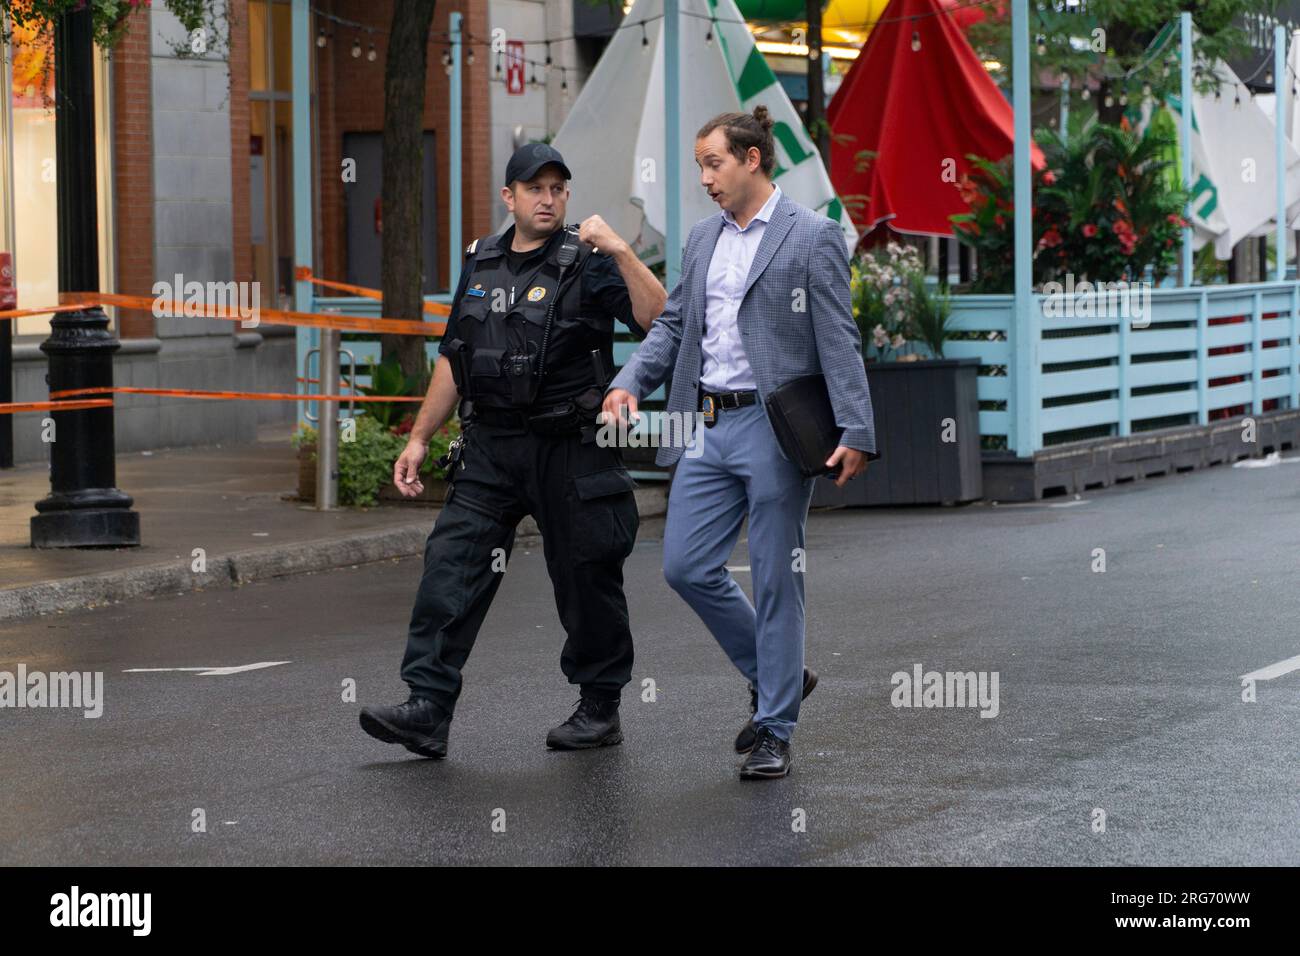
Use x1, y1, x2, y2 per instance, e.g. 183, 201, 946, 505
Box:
1, 456, 1298, 866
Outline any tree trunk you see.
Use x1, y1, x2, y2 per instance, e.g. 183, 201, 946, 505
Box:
806, 0, 829, 166
380, 0, 438, 390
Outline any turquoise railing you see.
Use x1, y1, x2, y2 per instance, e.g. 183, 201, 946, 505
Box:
950, 281, 1300, 454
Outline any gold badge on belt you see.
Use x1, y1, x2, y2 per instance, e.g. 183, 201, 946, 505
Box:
701, 394, 716, 427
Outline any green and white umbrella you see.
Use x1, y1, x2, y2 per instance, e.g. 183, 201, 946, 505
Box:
540, 0, 857, 262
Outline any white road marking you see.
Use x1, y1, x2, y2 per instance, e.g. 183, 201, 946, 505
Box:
726, 565, 751, 572
1048, 499, 1090, 508
123, 661, 291, 677
1240, 654, 1300, 683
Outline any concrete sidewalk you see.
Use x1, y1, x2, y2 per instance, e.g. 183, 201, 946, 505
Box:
0, 424, 666, 621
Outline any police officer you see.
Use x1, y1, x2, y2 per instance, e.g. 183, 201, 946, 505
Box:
359, 144, 666, 759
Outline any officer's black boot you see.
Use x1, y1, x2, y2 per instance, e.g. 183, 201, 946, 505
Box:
359, 696, 453, 759
545, 697, 622, 750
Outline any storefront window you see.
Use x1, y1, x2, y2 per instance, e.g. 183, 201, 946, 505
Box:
248, 0, 295, 307
1, 15, 115, 336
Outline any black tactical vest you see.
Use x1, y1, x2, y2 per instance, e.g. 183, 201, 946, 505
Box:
454, 226, 613, 409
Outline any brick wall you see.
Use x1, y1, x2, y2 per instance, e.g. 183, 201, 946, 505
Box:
229, 0, 252, 288
112, 8, 155, 340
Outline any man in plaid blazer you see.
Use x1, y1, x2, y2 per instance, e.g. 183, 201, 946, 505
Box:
603, 106, 877, 779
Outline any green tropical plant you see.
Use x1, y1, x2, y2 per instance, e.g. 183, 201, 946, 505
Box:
951, 120, 1189, 291
357, 358, 421, 430
1034, 120, 1188, 284
907, 273, 952, 359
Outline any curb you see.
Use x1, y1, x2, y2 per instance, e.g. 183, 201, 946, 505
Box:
0, 486, 667, 623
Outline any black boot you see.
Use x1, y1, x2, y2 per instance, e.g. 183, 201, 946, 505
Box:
739, 727, 792, 780
545, 697, 622, 750
735, 667, 818, 754
359, 696, 452, 759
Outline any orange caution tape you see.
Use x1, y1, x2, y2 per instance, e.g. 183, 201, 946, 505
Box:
0, 303, 95, 320
51, 386, 423, 404
0, 399, 114, 415
4, 293, 448, 333
54, 292, 448, 337
295, 267, 452, 317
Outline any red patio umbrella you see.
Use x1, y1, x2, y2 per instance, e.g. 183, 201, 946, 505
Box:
828, 0, 1042, 241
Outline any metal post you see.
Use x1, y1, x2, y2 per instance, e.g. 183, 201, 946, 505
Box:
1180, 12, 1194, 287
665, 0, 681, 291
1276, 25, 1287, 282
450, 12, 463, 293
1059, 73, 1069, 141
315, 328, 339, 510
292, 0, 316, 420
0, 12, 14, 469
31, 6, 139, 548
1011, 0, 1036, 457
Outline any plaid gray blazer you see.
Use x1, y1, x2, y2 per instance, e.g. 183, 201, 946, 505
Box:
610, 191, 877, 467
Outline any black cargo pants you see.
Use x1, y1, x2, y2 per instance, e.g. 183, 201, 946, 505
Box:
399, 420, 639, 713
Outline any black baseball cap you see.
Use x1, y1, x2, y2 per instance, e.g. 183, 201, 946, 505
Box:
505, 142, 572, 186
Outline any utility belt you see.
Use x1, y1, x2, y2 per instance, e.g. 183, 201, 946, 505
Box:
469, 388, 603, 438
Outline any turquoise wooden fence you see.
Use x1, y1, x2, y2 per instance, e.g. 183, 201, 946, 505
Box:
949, 282, 1300, 454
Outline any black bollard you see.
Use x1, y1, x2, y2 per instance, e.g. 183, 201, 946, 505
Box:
30, 7, 138, 548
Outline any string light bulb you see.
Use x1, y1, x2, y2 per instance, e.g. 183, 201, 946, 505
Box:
911, 30, 921, 52
1104, 93, 1114, 107
367, 42, 376, 62
706, 25, 713, 45
351, 37, 361, 59
1081, 86, 1090, 100
316, 27, 327, 49
641, 22, 648, 49
1036, 35, 1046, 56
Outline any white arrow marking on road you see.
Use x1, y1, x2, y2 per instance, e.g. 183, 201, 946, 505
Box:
1240, 654, 1300, 683
123, 661, 291, 677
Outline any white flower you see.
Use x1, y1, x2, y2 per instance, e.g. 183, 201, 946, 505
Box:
872, 324, 889, 348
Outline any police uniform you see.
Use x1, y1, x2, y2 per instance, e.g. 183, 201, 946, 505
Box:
396, 219, 647, 719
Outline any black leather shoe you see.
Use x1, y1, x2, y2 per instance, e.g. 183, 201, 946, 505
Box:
359, 696, 452, 759
735, 667, 817, 754
545, 697, 623, 750
739, 727, 792, 779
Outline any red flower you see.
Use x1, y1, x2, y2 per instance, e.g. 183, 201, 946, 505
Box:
1113, 197, 1129, 215
1082, 224, 1098, 238
1041, 169, 1057, 185
994, 214, 1007, 228
1037, 227, 1063, 251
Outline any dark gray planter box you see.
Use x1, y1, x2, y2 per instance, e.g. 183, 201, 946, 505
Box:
812, 356, 983, 507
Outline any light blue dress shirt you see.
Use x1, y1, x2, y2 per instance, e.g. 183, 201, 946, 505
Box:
699, 183, 783, 392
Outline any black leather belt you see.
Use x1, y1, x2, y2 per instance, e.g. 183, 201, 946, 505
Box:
701, 389, 758, 410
